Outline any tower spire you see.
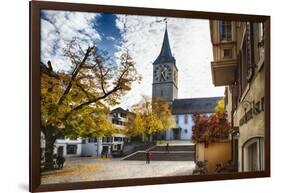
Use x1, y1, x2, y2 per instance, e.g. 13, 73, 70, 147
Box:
153, 20, 175, 65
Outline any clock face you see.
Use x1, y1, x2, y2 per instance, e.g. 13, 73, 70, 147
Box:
154, 64, 172, 82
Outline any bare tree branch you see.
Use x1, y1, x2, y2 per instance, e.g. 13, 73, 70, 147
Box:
57, 45, 95, 105
40, 61, 59, 79
63, 56, 133, 120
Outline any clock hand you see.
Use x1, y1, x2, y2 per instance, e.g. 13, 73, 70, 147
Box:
161, 71, 167, 81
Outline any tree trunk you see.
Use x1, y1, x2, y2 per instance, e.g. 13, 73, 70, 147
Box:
149, 134, 153, 142
42, 125, 60, 170
44, 137, 56, 169
142, 133, 145, 142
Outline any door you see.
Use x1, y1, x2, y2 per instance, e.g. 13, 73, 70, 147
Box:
247, 142, 258, 171
173, 128, 180, 140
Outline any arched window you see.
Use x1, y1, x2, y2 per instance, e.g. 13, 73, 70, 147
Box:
242, 137, 264, 172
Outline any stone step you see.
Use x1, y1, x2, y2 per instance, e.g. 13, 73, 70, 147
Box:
123, 151, 195, 161
151, 145, 195, 152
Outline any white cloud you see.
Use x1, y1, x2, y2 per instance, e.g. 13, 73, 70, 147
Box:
40, 11, 224, 110
106, 36, 116, 41
40, 10, 101, 72
115, 15, 224, 109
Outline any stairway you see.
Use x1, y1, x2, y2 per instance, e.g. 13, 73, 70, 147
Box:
122, 144, 195, 161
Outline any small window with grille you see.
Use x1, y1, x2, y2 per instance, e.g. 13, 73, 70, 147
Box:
223, 48, 232, 59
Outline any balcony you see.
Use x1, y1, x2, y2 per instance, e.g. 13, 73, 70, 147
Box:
211, 59, 237, 86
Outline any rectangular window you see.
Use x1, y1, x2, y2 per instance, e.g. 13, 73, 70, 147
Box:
258, 22, 265, 63
112, 119, 119, 125
258, 22, 264, 47
219, 21, 232, 41
176, 115, 179, 124
66, 145, 77, 155
102, 137, 111, 143
223, 48, 232, 58
88, 137, 97, 143
120, 113, 127, 118
184, 115, 188, 124
114, 137, 122, 142
239, 22, 254, 96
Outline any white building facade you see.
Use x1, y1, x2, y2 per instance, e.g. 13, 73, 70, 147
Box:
50, 107, 132, 158
165, 98, 220, 141
165, 114, 193, 140
54, 138, 83, 157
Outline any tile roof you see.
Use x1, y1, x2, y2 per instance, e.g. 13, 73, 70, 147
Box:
172, 97, 223, 114
153, 27, 176, 65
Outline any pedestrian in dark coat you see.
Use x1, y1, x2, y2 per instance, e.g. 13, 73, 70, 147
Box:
166, 143, 170, 153
56, 155, 65, 169
145, 150, 152, 164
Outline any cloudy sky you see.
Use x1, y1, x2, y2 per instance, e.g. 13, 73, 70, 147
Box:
41, 10, 224, 110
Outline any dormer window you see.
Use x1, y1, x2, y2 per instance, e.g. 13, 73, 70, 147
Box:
219, 21, 232, 42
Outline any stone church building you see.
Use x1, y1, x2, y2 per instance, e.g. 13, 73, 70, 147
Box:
152, 25, 222, 141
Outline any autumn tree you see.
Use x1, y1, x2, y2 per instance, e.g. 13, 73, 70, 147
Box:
192, 99, 230, 144
41, 39, 141, 168
207, 99, 230, 142
191, 114, 210, 143
127, 97, 175, 141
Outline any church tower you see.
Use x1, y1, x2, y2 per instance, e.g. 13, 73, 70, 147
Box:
152, 25, 178, 104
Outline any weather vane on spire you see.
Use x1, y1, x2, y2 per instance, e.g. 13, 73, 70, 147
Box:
164, 18, 167, 28
154, 17, 168, 28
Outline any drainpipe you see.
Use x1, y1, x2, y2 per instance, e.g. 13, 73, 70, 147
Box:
231, 109, 235, 164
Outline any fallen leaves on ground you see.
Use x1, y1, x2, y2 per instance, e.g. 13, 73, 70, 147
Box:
41, 163, 105, 180
95, 157, 111, 161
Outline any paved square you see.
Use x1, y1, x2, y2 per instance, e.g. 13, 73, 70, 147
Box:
41, 157, 196, 184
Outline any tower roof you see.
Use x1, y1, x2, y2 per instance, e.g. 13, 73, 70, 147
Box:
153, 27, 175, 65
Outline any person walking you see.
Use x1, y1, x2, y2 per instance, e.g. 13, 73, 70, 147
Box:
166, 143, 170, 153
56, 155, 65, 169
145, 150, 152, 164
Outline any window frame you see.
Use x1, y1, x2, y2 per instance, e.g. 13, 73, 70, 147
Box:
219, 21, 232, 42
